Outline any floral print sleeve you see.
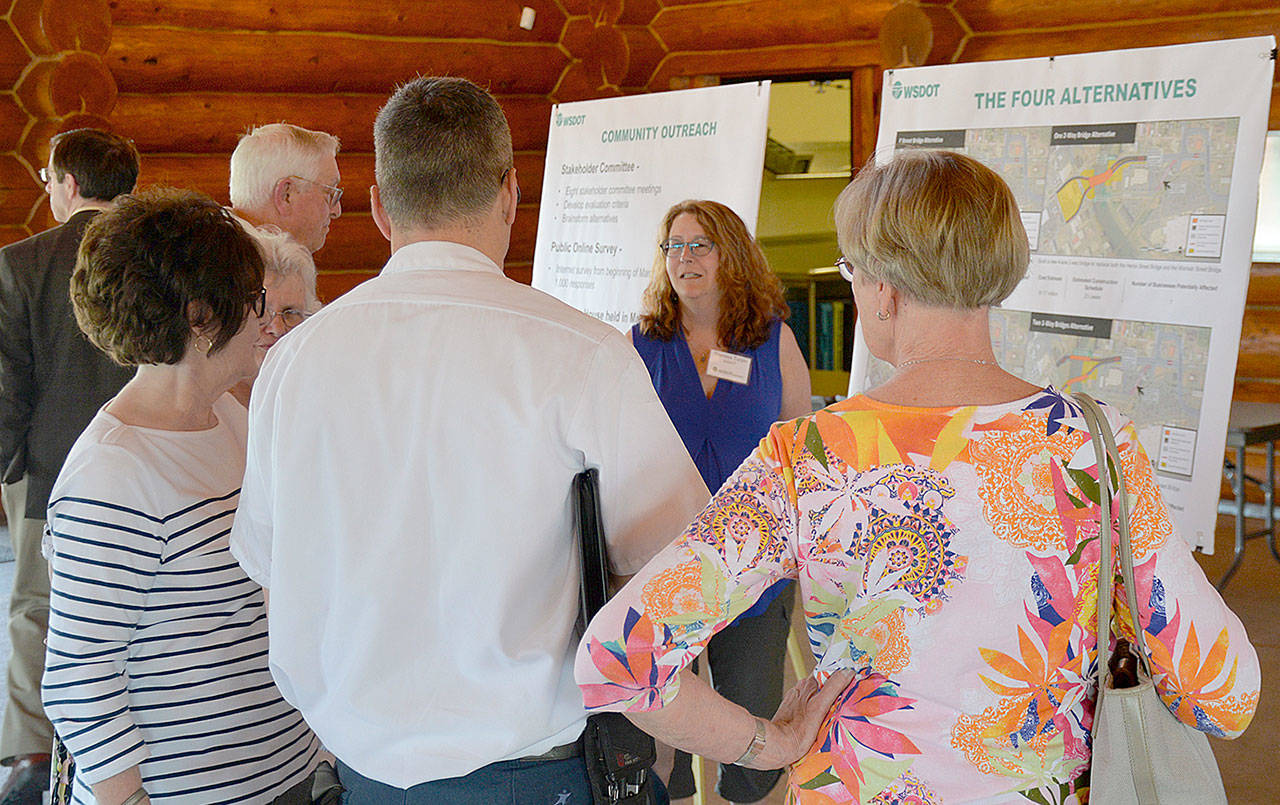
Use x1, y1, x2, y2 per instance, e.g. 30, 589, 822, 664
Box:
575, 421, 801, 711
1101, 414, 1259, 739
575, 388, 1260, 805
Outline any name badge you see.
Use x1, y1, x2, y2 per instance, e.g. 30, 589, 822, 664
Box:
706, 349, 752, 384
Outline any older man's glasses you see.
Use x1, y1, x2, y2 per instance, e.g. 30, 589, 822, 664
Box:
289, 175, 343, 207
660, 240, 715, 258
38, 167, 54, 184
835, 257, 856, 282
267, 307, 311, 330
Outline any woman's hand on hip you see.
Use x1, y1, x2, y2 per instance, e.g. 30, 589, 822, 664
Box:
747, 668, 855, 770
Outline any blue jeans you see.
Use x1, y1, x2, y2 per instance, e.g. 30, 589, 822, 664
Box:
337, 756, 593, 805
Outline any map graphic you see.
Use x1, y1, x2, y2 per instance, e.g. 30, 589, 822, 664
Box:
863, 310, 1211, 476
1055, 155, 1147, 223
962, 127, 1052, 211
895, 118, 1239, 262
1037, 118, 1238, 260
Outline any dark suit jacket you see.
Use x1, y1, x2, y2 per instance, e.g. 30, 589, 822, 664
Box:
0, 209, 133, 513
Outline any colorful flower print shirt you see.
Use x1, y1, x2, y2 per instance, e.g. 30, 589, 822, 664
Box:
575, 388, 1259, 805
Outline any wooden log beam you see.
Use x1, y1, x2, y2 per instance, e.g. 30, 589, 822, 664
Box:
618, 0, 660, 26
0, 95, 29, 154
107, 27, 569, 95
619, 25, 666, 89
649, 40, 882, 91
9, 0, 111, 55
111, 93, 553, 154
652, 0, 895, 53
957, 13, 1280, 64
0, 227, 32, 248
1247, 264, 1280, 306
1236, 308, 1280, 379
136, 152, 547, 211
0, 155, 45, 222
1232, 379, 1280, 403
953, 0, 1278, 33
0, 27, 30, 87
16, 54, 116, 119
109, 0, 567, 43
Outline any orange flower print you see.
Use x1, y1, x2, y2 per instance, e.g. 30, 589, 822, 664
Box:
971, 411, 1089, 551
1117, 433, 1173, 559
863, 609, 909, 675
641, 561, 712, 621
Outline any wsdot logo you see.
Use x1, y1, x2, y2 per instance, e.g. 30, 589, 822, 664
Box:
891, 81, 941, 100
555, 112, 586, 127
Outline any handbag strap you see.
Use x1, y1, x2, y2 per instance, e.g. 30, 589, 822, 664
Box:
1072, 392, 1151, 692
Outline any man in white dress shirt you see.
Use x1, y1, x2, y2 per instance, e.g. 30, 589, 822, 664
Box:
230, 77, 709, 802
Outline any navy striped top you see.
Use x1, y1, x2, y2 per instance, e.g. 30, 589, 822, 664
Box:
42, 394, 319, 803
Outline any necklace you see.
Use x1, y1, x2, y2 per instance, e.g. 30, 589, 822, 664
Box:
897, 356, 998, 369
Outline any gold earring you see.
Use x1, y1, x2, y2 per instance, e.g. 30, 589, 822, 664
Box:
194, 334, 213, 353
876, 310, 890, 321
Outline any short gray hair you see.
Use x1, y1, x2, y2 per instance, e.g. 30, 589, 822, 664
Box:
373, 77, 513, 230
229, 123, 340, 211
833, 150, 1029, 309
247, 224, 320, 312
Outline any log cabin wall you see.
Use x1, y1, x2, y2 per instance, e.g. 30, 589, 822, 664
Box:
0, 0, 1276, 405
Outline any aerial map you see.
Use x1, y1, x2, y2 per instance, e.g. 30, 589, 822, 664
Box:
897, 118, 1239, 261
1037, 118, 1238, 260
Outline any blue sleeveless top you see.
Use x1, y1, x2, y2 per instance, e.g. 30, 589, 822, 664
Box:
631, 319, 784, 495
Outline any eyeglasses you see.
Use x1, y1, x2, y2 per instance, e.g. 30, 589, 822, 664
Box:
249, 287, 267, 318
38, 167, 53, 184
266, 307, 311, 330
835, 257, 856, 282
289, 175, 343, 207
660, 239, 715, 258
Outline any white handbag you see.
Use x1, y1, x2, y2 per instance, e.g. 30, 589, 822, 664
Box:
1073, 393, 1227, 805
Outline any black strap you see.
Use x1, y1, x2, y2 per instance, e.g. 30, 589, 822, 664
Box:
576, 468, 610, 623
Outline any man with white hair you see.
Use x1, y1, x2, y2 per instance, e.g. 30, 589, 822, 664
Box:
229, 123, 342, 253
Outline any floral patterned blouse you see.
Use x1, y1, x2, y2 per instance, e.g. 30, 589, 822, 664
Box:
575, 388, 1259, 804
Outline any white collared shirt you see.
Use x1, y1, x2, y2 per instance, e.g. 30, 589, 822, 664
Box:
231, 241, 709, 788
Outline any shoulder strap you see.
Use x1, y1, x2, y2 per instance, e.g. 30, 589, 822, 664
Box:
1072, 392, 1150, 692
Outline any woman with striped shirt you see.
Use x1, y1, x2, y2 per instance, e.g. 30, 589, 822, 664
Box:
42, 189, 321, 804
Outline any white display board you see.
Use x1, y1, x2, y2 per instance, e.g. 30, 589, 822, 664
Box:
850, 37, 1276, 551
532, 83, 771, 330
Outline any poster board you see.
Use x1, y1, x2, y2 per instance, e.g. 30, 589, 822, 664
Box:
850, 37, 1277, 551
532, 83, 771, 330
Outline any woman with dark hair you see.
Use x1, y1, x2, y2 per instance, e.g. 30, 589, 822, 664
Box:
579, 152, 1258, 803
42, 188, 321, 804
631, 199, 811, 803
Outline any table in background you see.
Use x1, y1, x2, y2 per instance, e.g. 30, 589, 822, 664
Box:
1215, 401, 1280, 590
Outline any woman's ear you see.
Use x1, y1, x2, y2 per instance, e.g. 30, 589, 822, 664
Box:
185, 299, 214, 332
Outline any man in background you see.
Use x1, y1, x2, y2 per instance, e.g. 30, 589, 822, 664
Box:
231, 77, 708, 802
0, 129, 139, 803
229, 122, 343, 254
